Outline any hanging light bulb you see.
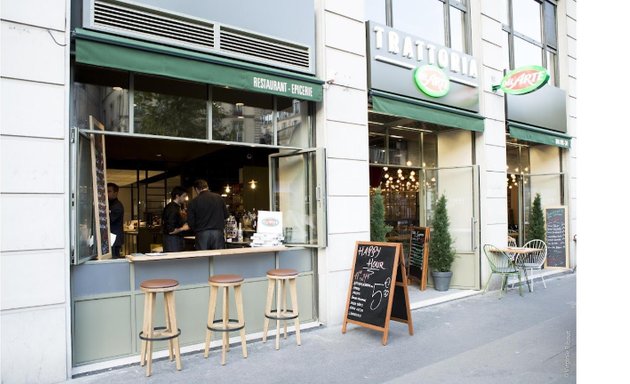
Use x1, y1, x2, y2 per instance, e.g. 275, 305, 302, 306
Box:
225, 185, 231, 194
249, 180, 257, 189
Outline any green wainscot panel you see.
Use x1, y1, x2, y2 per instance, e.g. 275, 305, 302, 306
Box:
73, 296, 132, 365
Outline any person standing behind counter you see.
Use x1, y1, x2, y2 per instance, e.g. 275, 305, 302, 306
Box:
162, 186, 188, 252
187, 179, 228, 250
107, 182, 124, 258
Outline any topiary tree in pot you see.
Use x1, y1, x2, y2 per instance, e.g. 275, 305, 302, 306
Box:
429, 194, 456, 291
527, 193, 545, 242
370, 188, 393, 242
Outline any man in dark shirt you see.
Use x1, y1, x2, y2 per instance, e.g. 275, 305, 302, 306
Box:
162, 186, 188, 252
187, 179, 228, 250
107, 182, 125, 258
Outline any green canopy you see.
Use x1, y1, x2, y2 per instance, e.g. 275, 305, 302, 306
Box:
508, 122, 571, 148
74, 28, 323, 102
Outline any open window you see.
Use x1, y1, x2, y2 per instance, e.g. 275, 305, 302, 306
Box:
269, 148, 327, 247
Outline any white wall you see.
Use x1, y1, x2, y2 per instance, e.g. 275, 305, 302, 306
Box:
0, 0, 70, 382
315, 0, 369, 326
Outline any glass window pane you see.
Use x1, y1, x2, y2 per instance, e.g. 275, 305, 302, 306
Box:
513, 36, 542, 67
449, 6, 466, 52
544, 0, 557, 48
365, 0, 387, 23
422, 132, 437, 168
393, 0, 445, 45
388, 128, 421, 167
73, 66, 130, 132
369, 124, 387, 164
134, 75, 207, 139
212, 87, 273, 144
546, 51, 558, 86
513, 0, 541, 42
277, 99, 310, 147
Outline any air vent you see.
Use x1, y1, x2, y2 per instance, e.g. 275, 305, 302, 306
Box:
92, 0, 214, 49
220, 27, 311, 70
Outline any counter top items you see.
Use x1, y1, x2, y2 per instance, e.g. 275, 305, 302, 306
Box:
250, 232, 284, 247
126, 245, 294, 262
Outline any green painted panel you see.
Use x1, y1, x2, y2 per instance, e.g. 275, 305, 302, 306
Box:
73, 296, 132, 364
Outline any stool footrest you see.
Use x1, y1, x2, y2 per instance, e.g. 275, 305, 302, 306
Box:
207, 319, 245, 332
139, 326, 182, 341
265, 309, 299, 321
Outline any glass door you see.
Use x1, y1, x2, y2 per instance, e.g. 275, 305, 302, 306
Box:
269, 148, 327, 247
422, 165, 480, 289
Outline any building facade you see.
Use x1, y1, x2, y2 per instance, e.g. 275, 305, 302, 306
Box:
0, 0, 577, 382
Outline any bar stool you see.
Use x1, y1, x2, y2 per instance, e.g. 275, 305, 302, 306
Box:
204, 274, 247, 365
263, 268, 301, 350
139, 279, 182, 377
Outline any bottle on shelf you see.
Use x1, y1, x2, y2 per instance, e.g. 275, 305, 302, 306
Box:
237, 222, 244, 242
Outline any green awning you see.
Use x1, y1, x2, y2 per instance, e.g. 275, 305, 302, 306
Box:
73, 28, 323, 102
371, 92, 485, 132
508, 122, 571, 148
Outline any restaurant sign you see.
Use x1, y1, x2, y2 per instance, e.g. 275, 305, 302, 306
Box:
413, 65, 450, 98
498, 65, 550, 95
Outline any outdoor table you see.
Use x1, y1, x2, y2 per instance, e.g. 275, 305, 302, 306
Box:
491, 246, 542, 292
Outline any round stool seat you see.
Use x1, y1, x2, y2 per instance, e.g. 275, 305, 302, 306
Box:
267, 269, 298, 278
141, 279, 179, 290
209, 274, 244, 284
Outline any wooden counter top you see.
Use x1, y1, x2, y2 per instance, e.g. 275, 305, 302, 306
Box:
125, 245, 298, 262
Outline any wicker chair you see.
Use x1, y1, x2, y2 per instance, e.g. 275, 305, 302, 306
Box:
483, 244, 523, 298
518, 239, 548, 291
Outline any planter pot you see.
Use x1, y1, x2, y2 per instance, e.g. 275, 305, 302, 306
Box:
432, 271, 453, 291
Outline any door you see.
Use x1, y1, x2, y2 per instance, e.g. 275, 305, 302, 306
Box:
269, 148, 327, 247
422, 165, 480, 289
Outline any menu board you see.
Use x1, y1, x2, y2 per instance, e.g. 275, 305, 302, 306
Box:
545, 206, 567, 267
90, 116, 112, 260
342, 241, 413, 345
408, 227, 430, 290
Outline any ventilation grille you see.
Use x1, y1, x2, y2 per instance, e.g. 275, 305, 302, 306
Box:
88, 0, 313, 72
220, 27, 310, 70
93, 0, 214, 49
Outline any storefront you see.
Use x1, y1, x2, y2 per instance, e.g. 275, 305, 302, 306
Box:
365, 21, 484, 290
68, 0, 326, 370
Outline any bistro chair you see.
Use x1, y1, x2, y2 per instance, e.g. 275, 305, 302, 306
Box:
483, 244, 523, 298
518, 239, 548, 292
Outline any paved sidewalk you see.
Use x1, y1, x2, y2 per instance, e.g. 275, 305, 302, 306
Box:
66, 271, 576, 384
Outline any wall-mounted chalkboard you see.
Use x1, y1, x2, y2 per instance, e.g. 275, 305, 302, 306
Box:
90, 116, 112, 260
545, 206, 567, 268
408, 227, 430, 290
342, 241, 413, 345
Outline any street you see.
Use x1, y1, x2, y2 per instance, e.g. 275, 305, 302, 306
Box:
68, 273, 576, 384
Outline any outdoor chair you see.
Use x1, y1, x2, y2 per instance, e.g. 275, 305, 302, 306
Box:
518, 239, 548, 291
483, 244, 523, 298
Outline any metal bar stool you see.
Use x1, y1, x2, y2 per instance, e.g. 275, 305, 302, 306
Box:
204, 274, 247, 365
139, 279, 182, 377
263, 268, 301, 350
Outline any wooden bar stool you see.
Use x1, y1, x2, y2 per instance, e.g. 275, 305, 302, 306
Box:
204, 274, 247, 365
263, 268, 301, 350
139, 279, 182, 377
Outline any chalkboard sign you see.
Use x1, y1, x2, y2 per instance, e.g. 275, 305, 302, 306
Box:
408, 227, 430, 290
342, 241, 413, 345
90, 116, 112, 260
545, 206, 567, 267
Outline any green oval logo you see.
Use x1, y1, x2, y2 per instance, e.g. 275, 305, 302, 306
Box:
413, 65, 450, 98
500, 65, 550, 95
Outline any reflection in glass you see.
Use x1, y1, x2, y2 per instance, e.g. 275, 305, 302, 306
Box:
277, 99, 310, 147
212, 88, 273, 144
514, 36, 542, 68
513, 0, 541, 42
388, 128, 420, 167
134, 75, 207, 139
393, 0, 445, 45
369, 124, 387, 164
449, 6, 466, 52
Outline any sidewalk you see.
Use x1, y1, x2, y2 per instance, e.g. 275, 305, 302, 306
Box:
67, 269, 574, 384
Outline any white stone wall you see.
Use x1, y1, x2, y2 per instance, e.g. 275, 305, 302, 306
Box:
0, 1, 70, 382
314, 0, 370, 326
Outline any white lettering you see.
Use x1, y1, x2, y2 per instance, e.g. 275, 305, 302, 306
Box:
291, 84, 313, 97
437, 48, 449, 68
402, 36, 414, 59
374, 26, 384, 49
450, 51, 461, 73
253, 77, 287, 93
426, 44, 437, 65
468, 59, 478, 78
415, 41, 425, 62
388, 31, 400, 54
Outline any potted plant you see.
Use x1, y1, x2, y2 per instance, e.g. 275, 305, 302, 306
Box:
429, 194, 456, 291
526, 193, 545, 241
370, 187, 393, 242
